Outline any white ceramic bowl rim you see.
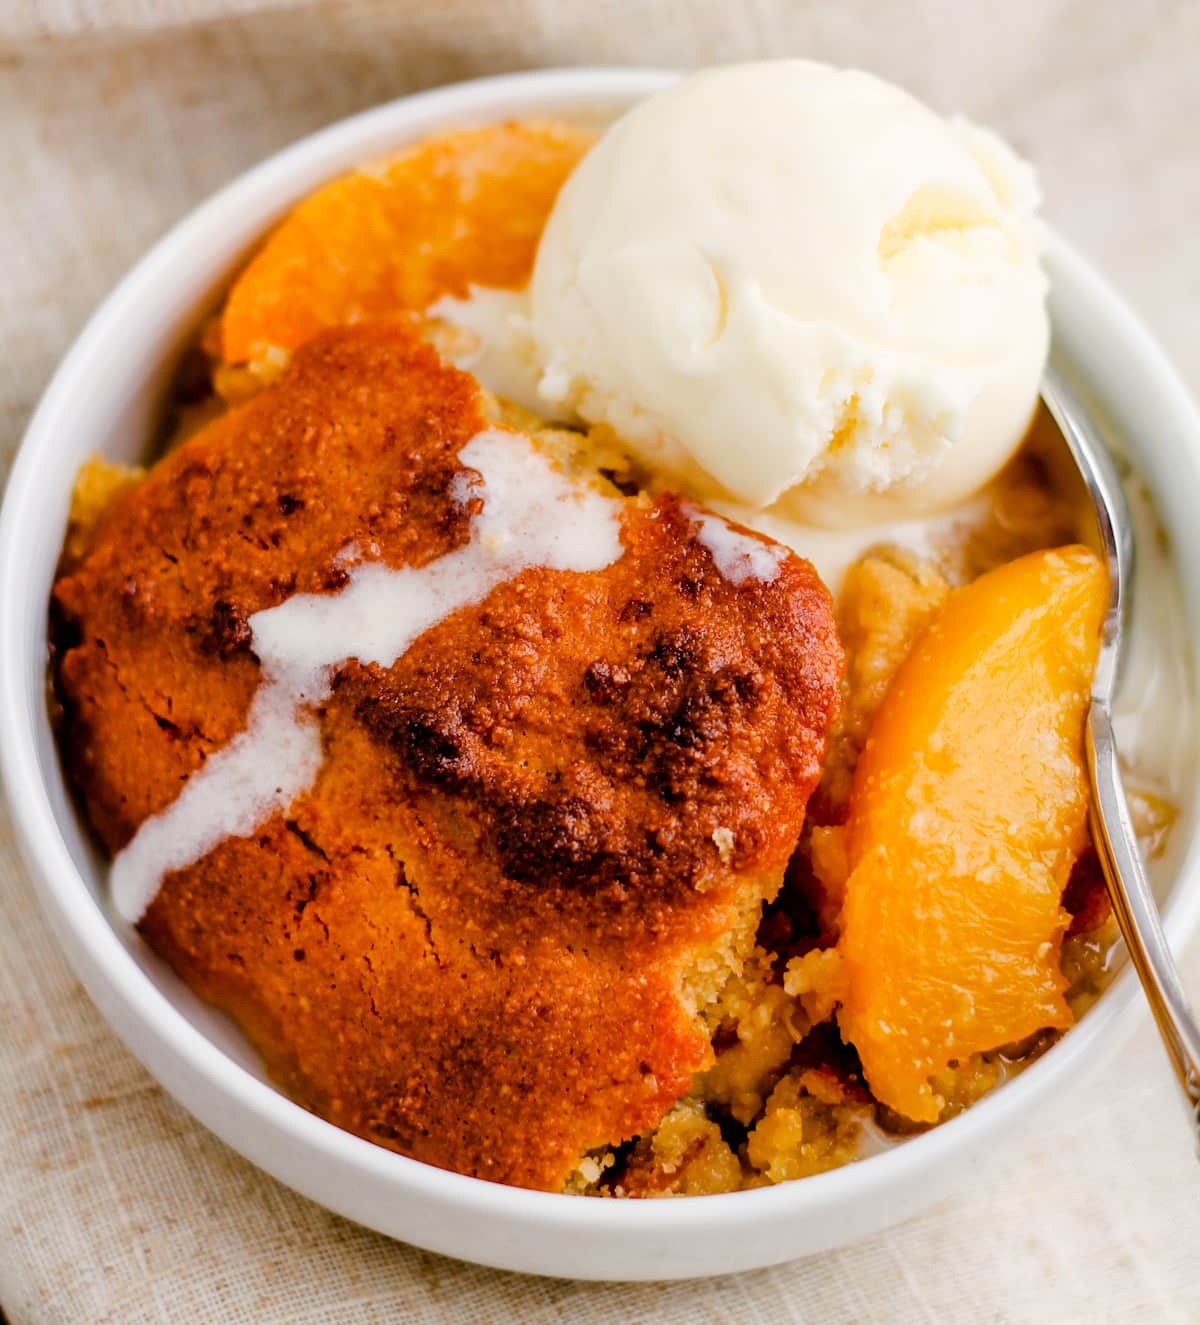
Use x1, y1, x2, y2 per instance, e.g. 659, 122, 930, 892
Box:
3, 67, 1200, 1263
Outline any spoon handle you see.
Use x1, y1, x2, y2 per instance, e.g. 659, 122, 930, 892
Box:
1086, 702, 1200, 1145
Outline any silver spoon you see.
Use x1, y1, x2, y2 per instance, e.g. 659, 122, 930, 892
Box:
1041, 364, 1200, 1140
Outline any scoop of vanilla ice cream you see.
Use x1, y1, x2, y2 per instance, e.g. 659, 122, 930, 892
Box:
530, 61, 1049, 526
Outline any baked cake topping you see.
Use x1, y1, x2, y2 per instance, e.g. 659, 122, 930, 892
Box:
112, 427, 623, 922
54, 321, 843, 1189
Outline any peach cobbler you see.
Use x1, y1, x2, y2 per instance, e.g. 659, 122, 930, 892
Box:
50, 64, 1185, 1195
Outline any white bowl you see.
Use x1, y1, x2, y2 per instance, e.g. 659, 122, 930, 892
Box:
2, 68, 1199, 1283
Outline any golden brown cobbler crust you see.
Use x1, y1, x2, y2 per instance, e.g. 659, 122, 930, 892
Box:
52, 323, 843, 1190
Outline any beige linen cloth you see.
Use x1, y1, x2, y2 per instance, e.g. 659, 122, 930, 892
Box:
2, 2, 1200, 1320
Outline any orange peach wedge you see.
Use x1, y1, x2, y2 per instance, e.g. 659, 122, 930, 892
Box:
837, 546, 1107, 1122
220, 121, 594, 368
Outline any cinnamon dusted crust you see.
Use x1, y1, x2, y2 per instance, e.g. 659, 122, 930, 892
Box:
52, 323, 843, 1190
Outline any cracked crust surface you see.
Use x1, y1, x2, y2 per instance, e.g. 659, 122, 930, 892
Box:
52, 323, 843, 1190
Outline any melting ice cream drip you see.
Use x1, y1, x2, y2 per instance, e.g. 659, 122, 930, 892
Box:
111, 430, 623, 923
685, 504, 787, 586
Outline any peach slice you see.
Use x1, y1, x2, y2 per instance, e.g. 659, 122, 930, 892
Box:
837, 546, 1107, 1122
221, 121, 594, 366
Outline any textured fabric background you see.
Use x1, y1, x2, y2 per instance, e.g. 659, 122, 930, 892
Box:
2, 3, 1199, 1320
